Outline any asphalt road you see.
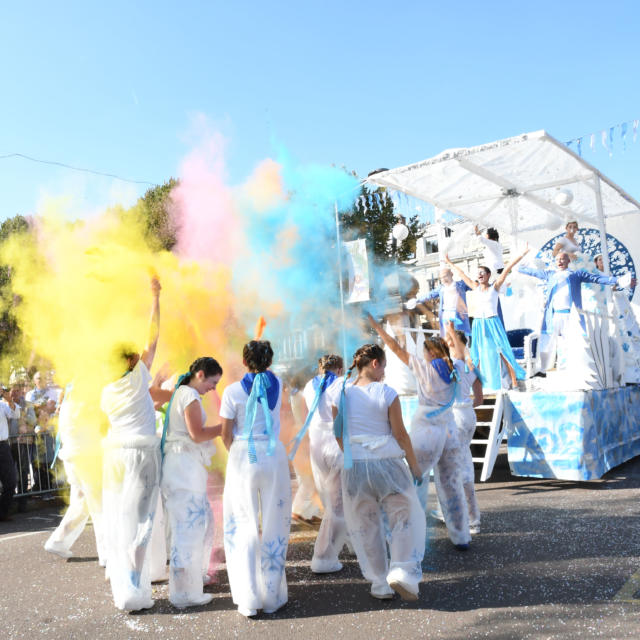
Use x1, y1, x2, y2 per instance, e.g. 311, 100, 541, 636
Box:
1, 455, 639, 639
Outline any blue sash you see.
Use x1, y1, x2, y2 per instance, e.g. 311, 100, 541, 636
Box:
333, 372, 352, 469
288, 371, 336, 461
422, 368, 458, 418
242, 372, 277, 464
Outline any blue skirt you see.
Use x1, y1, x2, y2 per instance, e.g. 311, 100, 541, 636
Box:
471, 316, 526, 393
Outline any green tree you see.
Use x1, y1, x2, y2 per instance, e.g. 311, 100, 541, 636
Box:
340, 184, 422, 261
136, 178, 179, 251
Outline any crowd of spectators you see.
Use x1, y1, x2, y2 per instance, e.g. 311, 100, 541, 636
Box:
0, 368, 63, 519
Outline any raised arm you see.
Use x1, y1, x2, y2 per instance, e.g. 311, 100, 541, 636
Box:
445, 321, 466, 361
366, 313, 409, 366
444, 253, 476, 289
141, 276, 161, 370
494, 246, 530, 290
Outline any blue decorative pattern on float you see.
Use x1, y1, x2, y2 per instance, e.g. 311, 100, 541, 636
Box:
505, 387, 640, 480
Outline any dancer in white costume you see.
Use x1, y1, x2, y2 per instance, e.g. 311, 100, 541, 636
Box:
329, 343, 425, 601
444, 324, 483, 534
294, 354, 347, 573
44, 384, 106, 563
220, 340, 291, 618
552, 220, 581, 262
367, 315, 471, 549
159, 357, 222, 608
100, 276, 162, 611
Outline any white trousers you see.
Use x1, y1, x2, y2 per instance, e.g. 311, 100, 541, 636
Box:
223, 439, 292, 613
342, 457, 425, 594
162, 449, 213, 607
450, 406, 480, 527
309, 425, 347, 572
102, 436, 161, 611
45, 456, 106, 564
411, 408, 470, 545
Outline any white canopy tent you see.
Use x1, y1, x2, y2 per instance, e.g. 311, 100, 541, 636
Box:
363, 129, 640, 278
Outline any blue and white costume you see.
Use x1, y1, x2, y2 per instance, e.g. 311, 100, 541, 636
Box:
220, 371, 291, 616
329, 379, 425, 599
518, 266, 618, 370
161, 383, 215, 608
470, 286, 526, 392
419, 281, 471, 337
407, 355, 470, 546
299, 372, 347, 573
100, 361, 161, 611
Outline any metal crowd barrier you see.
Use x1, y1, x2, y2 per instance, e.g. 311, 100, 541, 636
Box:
7, 433, 68, 497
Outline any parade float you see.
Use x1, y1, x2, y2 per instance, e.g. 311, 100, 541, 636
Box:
363, 130, 640, 481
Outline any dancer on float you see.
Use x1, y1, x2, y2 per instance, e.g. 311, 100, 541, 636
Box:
159, 357, 223, 608
444, 246, 530, 392
417, 266, 471, 338
367, 315, 471, 550
220, 340, 290, 618
519, 251, 635, 370
474, 226, 505, 275
290, 354, 347, 573
100, 276, 162, 611
552, 220, 580, 261
44, 384, 106, 564
443, 323, 483, 534
328, 343, 425, 600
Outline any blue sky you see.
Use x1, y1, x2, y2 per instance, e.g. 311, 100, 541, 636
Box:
2, 0, 640, 220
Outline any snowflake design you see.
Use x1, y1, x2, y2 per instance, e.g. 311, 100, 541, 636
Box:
261, 536, 287, 573
539, 229, 636, 301
409, 548, 424, 577
277, 498, 285, 508
184, 494, 208, 529
224, 515, 238, 551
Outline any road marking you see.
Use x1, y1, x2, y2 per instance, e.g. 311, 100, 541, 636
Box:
613, 569, 640, 603
0, 529, 53, 543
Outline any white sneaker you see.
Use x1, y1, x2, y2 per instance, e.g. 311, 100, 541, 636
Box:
171, 593, 213, 609
429, 509, 445, 523
44, 541, 72, 559
370, 583, 394, 600
388, 578, 419, 602
470, 523, 481, 535
311, 561, 343, 574
238, 606, 258, 617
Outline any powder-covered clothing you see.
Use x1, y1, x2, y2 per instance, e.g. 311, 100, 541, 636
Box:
453, 359, 477, 409
408, 354, 452, 408
219, 377, 283, 440
100, 361, 156, 438
302, 378, 334, 428
327, 380, 402, 461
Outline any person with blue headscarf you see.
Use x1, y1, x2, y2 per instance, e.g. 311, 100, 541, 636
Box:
160, 357, 223, 608
220, 340, 290, 618
327, 342, 424, 602
368, 314, 471, 550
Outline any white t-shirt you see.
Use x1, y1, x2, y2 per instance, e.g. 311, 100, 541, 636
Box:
327, 379, 402, 460
408, 354, 453, 407
219, 377, 283, 439
453, 359, 477, 408
100, 361, 156, 438
303, 377, 334, 428
0, 401, 20, 441
166, 385, 206, 444
478, 236, 504, 273
442, 282, 460, 311
551, 271, 572, 311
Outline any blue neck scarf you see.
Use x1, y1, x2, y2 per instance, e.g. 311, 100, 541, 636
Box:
160, 372, 189, 458
242, 371, 279, 463
431, 358, 453, 385
288, 371, 337, 461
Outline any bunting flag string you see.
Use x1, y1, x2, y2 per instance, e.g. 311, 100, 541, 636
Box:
565, 117, 640, 158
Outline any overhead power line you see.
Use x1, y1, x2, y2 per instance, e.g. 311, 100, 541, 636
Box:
0, 152, 157, 186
